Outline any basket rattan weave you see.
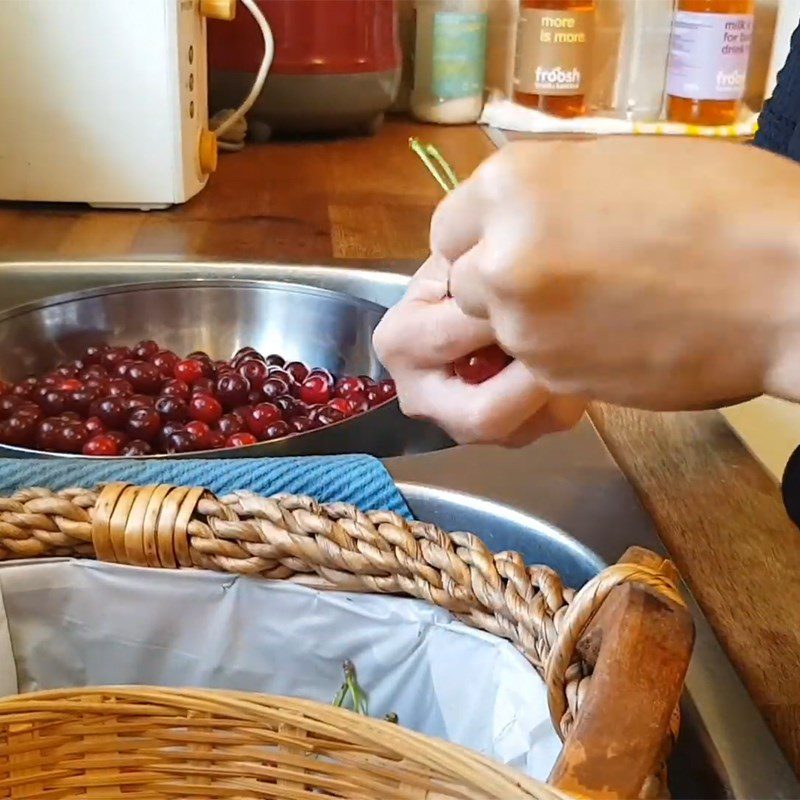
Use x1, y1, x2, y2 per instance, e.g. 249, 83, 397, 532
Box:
0, 482, 692, 799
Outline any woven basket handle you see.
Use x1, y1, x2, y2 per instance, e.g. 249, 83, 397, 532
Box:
549, 547, 694, 799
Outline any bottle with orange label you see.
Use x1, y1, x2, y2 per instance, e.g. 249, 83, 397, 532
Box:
665, 0, 755, 125
512, 0, 595, 118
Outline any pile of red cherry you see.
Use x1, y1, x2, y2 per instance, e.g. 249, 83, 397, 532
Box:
0, 341, 397, 457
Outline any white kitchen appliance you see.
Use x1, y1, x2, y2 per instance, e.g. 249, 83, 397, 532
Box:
0, 0, 269, 209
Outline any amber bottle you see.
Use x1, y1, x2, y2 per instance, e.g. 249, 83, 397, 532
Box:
666, 0, 755, 125
513, 0, 595, 118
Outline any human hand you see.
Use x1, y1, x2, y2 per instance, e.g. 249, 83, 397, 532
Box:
372, 254, 586, 445
432, 137, 800, 410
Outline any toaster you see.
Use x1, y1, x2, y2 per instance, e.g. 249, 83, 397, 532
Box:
0, 0, 240, 209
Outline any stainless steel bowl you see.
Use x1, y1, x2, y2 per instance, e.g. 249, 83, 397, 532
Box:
0, 279, 452, 459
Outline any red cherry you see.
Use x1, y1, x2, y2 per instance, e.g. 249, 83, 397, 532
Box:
84, 416, 106, 437
15, 403, 43, 424
101, 347, 131, 371
263, 420, 290, 440
365, 388, 381, 408
0, 414, 36, 447
377, 379, 397, 401
57, 378, 83, 393
185, 420, 212, 449
125, 407, 161, 442
207, 431, 227, 450
66, 388, 99, 415
189, 393, 223, 425
59, 412, 82, 422
122, 440, 153, 457
328, 397, 353, 417
132, 340, 159, 360
82, 434, 120, 457
246, 403, 281, 439
79, 365, 108, 382
105, 430, 129, 450
453, 345, 511, 385
227, 432, 257, 448
299, 375, 331, 406
106, 379, 134, 398
0, 381, 11, 397
174, 359, 205, 385
215, 374, 250, 409
155, 395, 189, 423
12, 378, 38, 400
284, 362, 309, 384
158, 421, 185, 450
345, 391, 369, 415
151, 350, 180, 377
161, 379, 190, 400
264, 354, 285, 367
335, 376, 365, 398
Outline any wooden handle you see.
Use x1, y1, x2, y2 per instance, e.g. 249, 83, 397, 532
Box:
549, 547, 695, 799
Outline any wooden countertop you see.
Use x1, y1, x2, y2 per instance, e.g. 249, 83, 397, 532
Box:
2, 119, 799, 775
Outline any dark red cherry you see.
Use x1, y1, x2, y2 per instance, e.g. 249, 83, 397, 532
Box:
59, 412, 82, 422
155, 395, 188, 423
105, 430, 129, 450
237, 359, 269, 390
106, 379, 134, 398
166, 430, 196, 454
53, 421, 88, 454
125, 407, 161, 442
158, 421, 185, 450
125, 362, 162, 394
191, 377, 216, 396
126, 394, 155, 411
316, 406, 346, 426
0, 396, 21, 420
132, 340, 160, 361
290, 416, 315, 433
84, 416, 106, 437
217, 413, 245, 438
215, 374, 250, 409
82, 434, 120, 457
261, 378, 289, 401
83, 344, 109, 365
12, 378, 38, 400
263, 420, 290, 440
377, 379, 397, 401
264, 354, 285, 367
0, 414, 36, 447
189, 393, 222, 425
284, 362, 309, 384
40, 389, 68, 417
122, 440, 153, 457
0, 380, 11, 397
89, 396, 128, 430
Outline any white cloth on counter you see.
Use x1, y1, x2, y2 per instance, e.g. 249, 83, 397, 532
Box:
0, 558, 562, 780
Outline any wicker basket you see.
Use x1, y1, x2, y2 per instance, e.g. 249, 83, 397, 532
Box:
0, 482, 695, 799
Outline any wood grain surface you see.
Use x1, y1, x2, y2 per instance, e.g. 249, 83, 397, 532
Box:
1, 118, 799, 775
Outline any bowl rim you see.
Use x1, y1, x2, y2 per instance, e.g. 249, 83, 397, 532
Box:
0, 277, 392, 325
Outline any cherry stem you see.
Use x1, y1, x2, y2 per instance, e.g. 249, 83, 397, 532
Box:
409, 138, 459, 194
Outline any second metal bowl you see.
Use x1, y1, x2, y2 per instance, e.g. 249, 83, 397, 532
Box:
0, 279, 452, 459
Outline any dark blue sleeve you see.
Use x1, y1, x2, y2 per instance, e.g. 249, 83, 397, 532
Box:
755, 20, 800, 159
783, 446, 800, 528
